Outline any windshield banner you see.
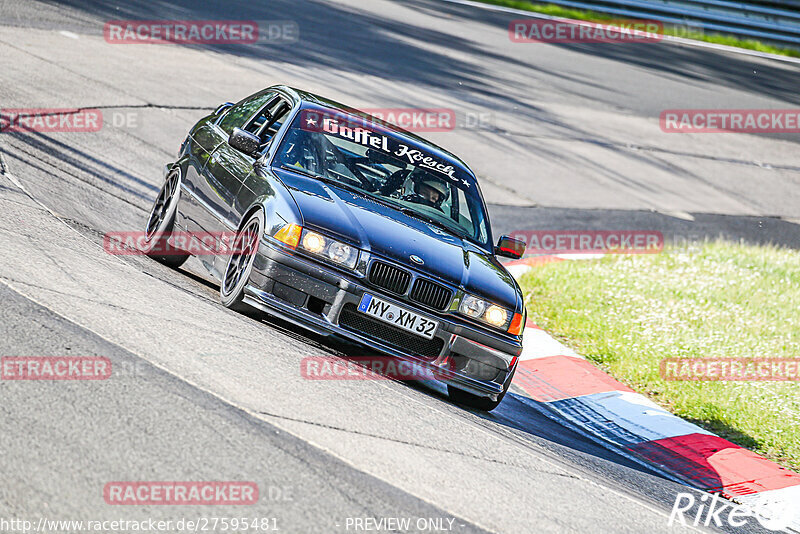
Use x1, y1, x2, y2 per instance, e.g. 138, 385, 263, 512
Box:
298, 109, 463, 184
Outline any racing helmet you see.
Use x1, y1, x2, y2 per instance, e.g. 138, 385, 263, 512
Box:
412, 172, 450, 209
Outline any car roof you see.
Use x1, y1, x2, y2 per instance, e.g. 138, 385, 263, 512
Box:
269, 85, 477, 181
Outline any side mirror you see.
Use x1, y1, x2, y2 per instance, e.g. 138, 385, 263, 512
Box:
495, 235, 525, 259
214, 102, 234, 116
229, 127, 260, 156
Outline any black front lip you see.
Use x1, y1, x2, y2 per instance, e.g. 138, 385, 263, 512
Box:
243, 240, 521, 399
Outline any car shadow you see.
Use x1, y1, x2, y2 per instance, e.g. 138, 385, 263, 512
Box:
156, 249, 763, 500
239, 305, 677, 482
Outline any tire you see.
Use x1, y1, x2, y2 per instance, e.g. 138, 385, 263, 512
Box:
141, 167, 189, 268
447, 366, 516, 412
220, 210, 264, 313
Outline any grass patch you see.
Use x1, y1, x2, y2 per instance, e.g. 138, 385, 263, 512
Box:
518, 241, 800, 471
474, 0, 800, 58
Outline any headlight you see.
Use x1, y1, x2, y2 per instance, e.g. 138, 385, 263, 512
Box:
458, 294, 514, 331
484, 305, 508, 327
460, 295, 487, 318
302, 231, 326, 254
299, 229, 358, 269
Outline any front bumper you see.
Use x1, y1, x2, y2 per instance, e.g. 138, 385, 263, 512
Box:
243, 241, 522, 400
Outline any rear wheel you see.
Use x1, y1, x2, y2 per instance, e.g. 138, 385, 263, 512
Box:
448, 366, 516, 412
220, 210, 264, 313
142, 168, 189, 268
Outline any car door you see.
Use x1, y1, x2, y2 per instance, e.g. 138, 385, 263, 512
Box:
180, 120, 225, 235
207, 141, 255, 228
190, 91, 275, 234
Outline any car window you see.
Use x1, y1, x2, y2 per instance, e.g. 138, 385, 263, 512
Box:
218, 92, 275, 135
455, 188, 484, 241
246, 97, 292, 144
264, 100, 291, 136
245, 97, 278, 134
274, 109, 490, 248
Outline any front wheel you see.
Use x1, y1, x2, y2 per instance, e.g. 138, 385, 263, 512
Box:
141, 167, 189, 268
220, 210, 264, 313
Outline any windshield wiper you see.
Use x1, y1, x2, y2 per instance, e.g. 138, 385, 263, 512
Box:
280, 164, 377, 201
279, 164, 325, 181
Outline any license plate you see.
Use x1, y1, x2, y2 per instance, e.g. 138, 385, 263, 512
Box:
357, 294, 439, 339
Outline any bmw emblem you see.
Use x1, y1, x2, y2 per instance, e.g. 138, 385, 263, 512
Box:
410, 255, 424, 265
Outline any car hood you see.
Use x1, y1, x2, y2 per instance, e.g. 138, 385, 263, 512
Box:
275, 168, 520, 311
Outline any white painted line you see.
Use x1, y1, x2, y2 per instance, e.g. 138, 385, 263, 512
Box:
59, 30, 79, 39
520, 326, 583, 360
439, 0, 800, 65
505, 263, 534, 279
554, 253, 605, 260
657, 210, 696, 221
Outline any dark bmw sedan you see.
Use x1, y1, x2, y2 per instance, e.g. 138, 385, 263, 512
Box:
143, 85, 527, 410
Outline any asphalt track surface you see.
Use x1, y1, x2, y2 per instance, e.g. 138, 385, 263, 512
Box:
0, 0, 797, 532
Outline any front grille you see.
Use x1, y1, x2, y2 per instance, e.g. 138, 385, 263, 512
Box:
409, 278, 452, 310
368, 261, 411, 295
338, 303, 444, 359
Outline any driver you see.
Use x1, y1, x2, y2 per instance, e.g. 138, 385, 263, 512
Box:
405, 172, 449, 211
279, 128, 322, 173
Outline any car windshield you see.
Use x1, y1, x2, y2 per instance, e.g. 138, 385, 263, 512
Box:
273, 108, 490, 246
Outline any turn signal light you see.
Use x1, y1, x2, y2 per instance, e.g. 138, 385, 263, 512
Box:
508, 312, 524, 336
274, 224, 302, 248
